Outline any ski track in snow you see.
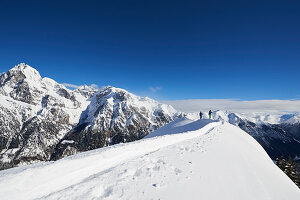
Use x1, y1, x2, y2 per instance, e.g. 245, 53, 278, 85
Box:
0, 121, 220, 200
42, 126, 218, 200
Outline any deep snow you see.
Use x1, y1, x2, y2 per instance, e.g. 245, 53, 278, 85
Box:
0, 118, 299, 200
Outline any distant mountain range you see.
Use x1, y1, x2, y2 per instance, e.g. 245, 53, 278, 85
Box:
0, 63, 299, 170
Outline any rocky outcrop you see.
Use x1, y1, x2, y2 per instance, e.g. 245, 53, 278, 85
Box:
0, 64, 90, 169
51, 86, 178, 160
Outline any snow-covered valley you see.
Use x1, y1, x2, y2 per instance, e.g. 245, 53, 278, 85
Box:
0, 118, 299, 199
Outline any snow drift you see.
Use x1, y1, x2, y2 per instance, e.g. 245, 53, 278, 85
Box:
0, 117, 299, 199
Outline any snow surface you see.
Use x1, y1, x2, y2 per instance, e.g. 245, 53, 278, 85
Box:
0, 118, 299, 200
144, 118, 218, 138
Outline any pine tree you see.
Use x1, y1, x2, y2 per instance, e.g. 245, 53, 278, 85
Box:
276, 155, 300, 188
294, 163, 300, 187
276, 155, 285, 170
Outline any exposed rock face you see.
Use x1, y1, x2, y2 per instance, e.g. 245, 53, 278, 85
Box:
0, 63, 179, 169
51, 86, 178, 160
0, 64, 90, 169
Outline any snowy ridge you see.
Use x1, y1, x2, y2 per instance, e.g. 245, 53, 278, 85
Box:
187, 110, 299, 140
183, 110, 300, 160
51, 85, 179, 159
74, 84, 98, 98
144, 118, 218, 138
0, 119, 299, 199
0, 63, 300, 171
184, 110, 300, 125
283, 113, 300, 125
85, 86, 177, 127
0, 63, 179, 169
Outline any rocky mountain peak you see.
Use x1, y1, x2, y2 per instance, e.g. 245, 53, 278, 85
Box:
1, 63, 42, 88
96, 86, 135, 102
74, 84, 98, 98
0, 63, 45, 104
9, 63, 42, 81
283, 113, 300, 125
0, 63, 85, 106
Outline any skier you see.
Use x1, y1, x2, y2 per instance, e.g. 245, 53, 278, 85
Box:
199, 112, 203, 119
208, 110, 212, 119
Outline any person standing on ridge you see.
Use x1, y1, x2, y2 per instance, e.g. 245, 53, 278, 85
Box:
209, 110, 212, 119
199, 112, 203, 119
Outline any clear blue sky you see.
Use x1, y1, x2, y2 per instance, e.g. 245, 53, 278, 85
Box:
0, 0, 300, 100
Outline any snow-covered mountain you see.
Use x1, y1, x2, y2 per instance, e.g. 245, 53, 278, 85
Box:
0, 118, 299, 199
0, 63, 90, 169
1, 63, 300, 171
184, 110, 300, 160
51, 86, 179, 160
0, 63, 179, 169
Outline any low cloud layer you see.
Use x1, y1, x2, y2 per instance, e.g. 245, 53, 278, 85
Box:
90, 84, 99, 89
161, 99, 300, 113
149, 86, 163, 93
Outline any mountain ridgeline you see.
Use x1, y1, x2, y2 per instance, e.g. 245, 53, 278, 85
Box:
0, 63, 179, 169
210, 111, 300, 161
0, 63, 300, 170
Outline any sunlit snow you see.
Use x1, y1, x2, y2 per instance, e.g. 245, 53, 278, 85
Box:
0, 118, 299, 200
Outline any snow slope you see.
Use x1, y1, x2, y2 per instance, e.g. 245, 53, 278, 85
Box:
0, 118, 299, 200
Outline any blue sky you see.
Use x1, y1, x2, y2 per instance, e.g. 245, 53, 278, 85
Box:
0, 0, 300, 100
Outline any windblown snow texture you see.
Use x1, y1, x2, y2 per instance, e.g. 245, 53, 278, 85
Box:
0, 118, 299, 200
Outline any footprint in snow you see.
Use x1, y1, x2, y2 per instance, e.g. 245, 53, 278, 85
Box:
152, 181, 166, 188
102, 186, 114, 198
157, 159, 166, 164
174, 168, 182, 175
134, 168, 143, 177
153, 165, 160, 171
